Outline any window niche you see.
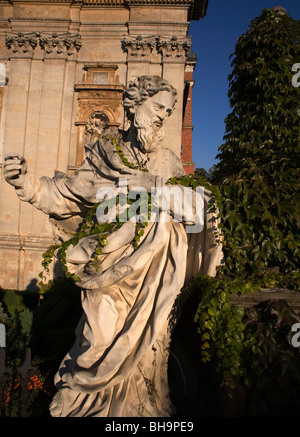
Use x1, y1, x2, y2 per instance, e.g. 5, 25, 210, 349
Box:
72, 64, 124, 169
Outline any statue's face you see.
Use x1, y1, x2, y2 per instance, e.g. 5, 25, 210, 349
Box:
133, 90, 175, 153
136, 90, 174, 127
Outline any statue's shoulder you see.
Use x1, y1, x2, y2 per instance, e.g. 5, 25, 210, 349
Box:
100, 127, 123, 142
85, 127, 123, 151
147, 147, 185, 179
83, 127, 124, 163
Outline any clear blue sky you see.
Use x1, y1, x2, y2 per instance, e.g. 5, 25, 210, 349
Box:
189, 0, 300, 171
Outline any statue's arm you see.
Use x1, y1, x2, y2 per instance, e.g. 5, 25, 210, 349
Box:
3, 153, 82, 218
153, 182, 206, 227
120, 166, 206, 230
18, 172, 83, 218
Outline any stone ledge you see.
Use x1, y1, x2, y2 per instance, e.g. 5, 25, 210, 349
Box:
0, 234, 55, 250
74, 83, 124, 91
229, 288, 300, 316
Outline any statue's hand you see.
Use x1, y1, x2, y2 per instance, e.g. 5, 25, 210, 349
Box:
122, 169, 164, 192
3, 153, 28, 189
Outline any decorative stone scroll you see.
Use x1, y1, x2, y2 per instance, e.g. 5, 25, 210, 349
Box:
5, 32, 82, 59
157, 35, 191, 61
122, 35, 156, 61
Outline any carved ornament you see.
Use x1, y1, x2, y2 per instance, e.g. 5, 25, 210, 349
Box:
122, 35, 156, 61
5, 32, 38, 57
39, 33, 82, 58
5, 32, 82, 59
157, 36, 191, 61
122, 35, 191, 63
84, 111, 109, 143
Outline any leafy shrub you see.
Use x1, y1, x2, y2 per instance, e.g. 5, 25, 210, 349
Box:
212, 8, 300, 277
172, 8, 300, 416
0, 289, 38, 366
31, 279, 82, 378
0, 281, 82, 416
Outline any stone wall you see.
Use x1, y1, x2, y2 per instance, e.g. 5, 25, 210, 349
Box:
0, 0, 207, 290
181, 67, 195, 174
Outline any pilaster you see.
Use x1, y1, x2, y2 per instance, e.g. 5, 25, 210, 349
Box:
158, 35, 191, 157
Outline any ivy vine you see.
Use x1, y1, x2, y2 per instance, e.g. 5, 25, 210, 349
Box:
38, 133, 152, 292
187, 8, 300, 399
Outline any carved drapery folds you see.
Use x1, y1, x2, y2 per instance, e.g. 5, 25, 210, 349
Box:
5, 32, 82, 59
122, 35, 191, 63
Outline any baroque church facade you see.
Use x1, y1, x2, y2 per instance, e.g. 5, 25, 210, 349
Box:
0, 0, 208, 290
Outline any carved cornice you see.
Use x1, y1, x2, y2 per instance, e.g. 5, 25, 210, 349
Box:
126, 0, 192, 4
1, 0, 195, 3
4, 0, 207, 20
0, 0, 208, 20
3, 0, 192, 4
73, 0, 124, 4
74, 0, 193, 5
5, 31, 82, 59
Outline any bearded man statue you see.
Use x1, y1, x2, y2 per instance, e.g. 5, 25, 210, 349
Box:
4, 76, 223, 417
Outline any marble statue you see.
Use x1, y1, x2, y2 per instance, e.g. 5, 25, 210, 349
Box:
4, 76, 223, 417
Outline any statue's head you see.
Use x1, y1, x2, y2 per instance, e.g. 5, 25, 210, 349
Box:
123, 76, 177, 153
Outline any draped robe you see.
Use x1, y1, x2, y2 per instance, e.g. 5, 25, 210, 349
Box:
16, 129, 223, 417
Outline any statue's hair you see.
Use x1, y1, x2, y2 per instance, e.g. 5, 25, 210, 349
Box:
123, 75, 177, 116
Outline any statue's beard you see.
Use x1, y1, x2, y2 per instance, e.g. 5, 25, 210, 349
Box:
133, 112, 165, 153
